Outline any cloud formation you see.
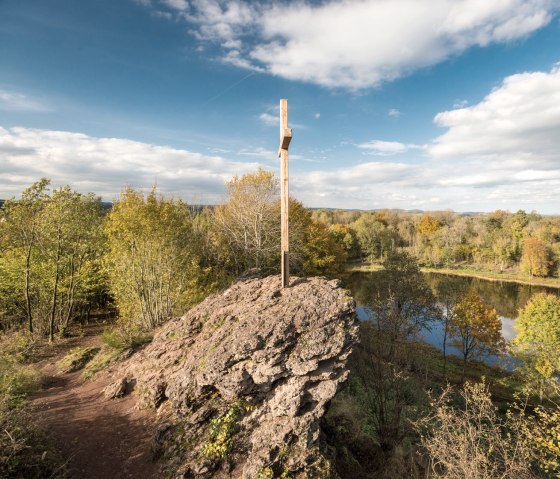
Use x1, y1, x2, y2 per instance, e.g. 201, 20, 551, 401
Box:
0, 89, 51, 112
358, 140, 424, 156
430, 66, 560, 170
2, 67, 560, 213
305, 65, 560, 211
0, 127, 258, 202
151, 0, 559, 89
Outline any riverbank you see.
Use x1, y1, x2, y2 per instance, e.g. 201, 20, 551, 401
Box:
346, 261, 560, 289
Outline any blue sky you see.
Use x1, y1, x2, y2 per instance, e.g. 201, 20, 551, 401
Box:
1, 0, 560, 213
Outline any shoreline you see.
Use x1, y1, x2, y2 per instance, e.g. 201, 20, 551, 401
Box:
346, 262, 560, 289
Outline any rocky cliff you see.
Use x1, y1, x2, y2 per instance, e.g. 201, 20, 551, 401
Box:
108, 275, 358, 478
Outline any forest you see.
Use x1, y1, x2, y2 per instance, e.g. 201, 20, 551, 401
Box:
1, 170, 559, 478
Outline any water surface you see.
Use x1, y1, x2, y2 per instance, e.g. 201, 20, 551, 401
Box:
344, 271, 560, 366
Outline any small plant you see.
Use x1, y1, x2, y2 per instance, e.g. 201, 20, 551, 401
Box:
102, 326, 153, 351
56, 346, 100, 373
201, 401, 253, 460
82, 346, 121, 380
0, 333, 42, 399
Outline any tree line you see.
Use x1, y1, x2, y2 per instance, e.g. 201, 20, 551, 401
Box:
0, 170, 347, 340
313, 207, 560, 278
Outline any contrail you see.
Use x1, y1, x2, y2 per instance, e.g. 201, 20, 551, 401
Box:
205, 72, 257, 103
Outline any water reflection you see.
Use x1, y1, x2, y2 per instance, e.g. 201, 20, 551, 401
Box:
346, 271, 560, 366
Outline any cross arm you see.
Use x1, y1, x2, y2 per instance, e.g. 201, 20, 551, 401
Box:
278, 127, 292, 156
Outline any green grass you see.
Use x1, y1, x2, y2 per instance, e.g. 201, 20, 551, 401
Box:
102, 327, 153, 351
82, 346, 122, 380
56, 346, 100, 373
0, 331, 67, 477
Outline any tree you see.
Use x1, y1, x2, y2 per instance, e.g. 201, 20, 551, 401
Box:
352, 214, 389, 261
360, 252, 437, 452
520, 237, 551, 278
105, 187, 202, 331
450, 289, 505, 380
417, 214, 440, 238
302, 221, 347, 278
0, 179, 50, 333
0, 181, 104, 339
213, 169, 279, 274
435, 276, 468, 377
510, 293, 560, 400
40, 187, 105, 340
329, 224, 360, 259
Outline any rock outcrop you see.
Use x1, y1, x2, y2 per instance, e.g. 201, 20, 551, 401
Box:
113, 275, 358, 478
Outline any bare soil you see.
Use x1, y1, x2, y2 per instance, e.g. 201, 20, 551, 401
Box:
29, 323, 160, 479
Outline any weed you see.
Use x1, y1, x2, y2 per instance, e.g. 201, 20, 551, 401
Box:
201, 401, 253, 460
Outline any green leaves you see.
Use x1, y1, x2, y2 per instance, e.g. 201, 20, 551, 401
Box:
104, 187, 202, 331
511, 293, 560, 398
0, 180, 104, 337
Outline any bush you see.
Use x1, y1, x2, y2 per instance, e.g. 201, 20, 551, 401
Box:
102, 326, 153, 351
415, 381, 536, 478
0, 396, 66, 478
0, 332, 42, 398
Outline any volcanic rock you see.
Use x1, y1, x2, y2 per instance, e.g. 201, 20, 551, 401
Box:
117, 275, 358, 478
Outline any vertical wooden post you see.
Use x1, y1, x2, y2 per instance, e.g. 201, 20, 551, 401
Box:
279, 99, 292, 288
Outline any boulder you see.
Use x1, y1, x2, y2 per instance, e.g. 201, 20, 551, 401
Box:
119, 275, 358, 478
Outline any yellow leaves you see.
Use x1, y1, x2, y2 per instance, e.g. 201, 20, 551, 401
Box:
417, 214, 441, 237
520, 237, 551, 277
450, 289, 505, 359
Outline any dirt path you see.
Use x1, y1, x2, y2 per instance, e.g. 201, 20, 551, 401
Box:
29, 329, 160, 479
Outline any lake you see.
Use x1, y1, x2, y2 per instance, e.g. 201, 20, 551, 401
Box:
344, 271, 560, 366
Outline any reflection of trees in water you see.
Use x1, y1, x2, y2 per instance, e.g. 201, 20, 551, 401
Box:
346, 271, 560, 320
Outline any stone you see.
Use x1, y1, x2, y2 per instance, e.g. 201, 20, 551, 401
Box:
103, 377, 128, 399
114, 275, 358, 478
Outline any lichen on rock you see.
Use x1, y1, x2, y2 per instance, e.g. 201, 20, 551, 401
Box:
114, 275, 358, 478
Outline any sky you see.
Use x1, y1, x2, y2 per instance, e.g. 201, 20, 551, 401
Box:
1, 0, 560, 213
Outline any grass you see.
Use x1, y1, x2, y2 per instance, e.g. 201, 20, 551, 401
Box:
82, 346, 122, 380
409, 340, 522, 403
0, 331, 67, 478
102, 327, 153, 351
347, 260, 560, 289
56, 346, 100, 373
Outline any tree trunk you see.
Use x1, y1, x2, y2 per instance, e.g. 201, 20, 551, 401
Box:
49, 231, 62, 342
25, 245, 33, 334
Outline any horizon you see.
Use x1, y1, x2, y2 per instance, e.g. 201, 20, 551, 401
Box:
1, 0, 560, 214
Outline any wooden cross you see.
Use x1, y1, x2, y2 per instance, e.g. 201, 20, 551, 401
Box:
279, 99, 292, 288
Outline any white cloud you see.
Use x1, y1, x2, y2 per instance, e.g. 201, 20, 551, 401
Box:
0, 89, 51, 112
453, 99, 469, 108
161, 0, 188, 11
3, 66, 560, 213
314, 112, 321, 119
237, 147, 278, 162
358, 140, 424, 156
0, 127, 258, 202
295, 65, 560, 212
259, 112, 278, 126
430, 66, 560, 170
388, 109, 401, 118
149, 0, 560, 89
